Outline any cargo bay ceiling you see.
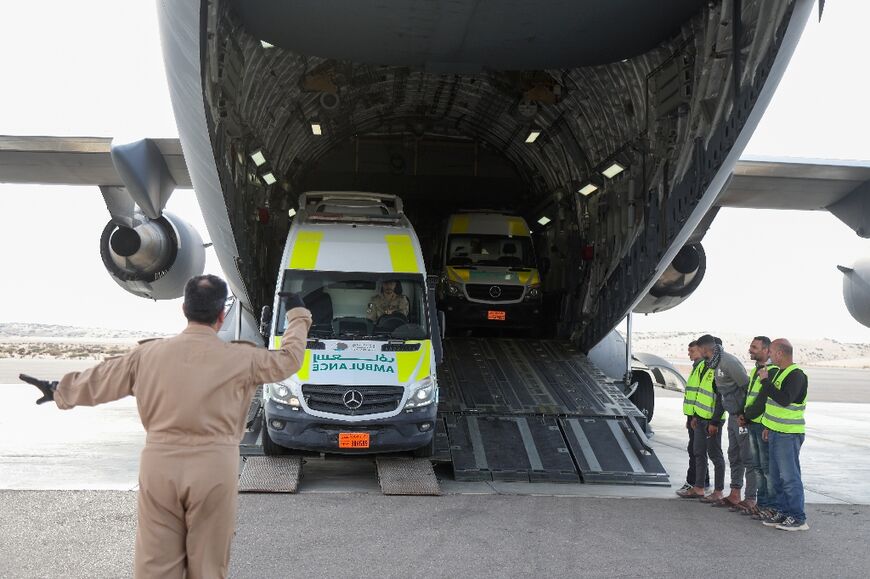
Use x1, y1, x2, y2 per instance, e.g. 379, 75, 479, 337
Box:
202, 0, 800, 349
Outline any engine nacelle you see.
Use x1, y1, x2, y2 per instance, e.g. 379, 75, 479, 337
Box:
100, 211, 205, 299
839, 258, 870, 328
634, 243, 706, 314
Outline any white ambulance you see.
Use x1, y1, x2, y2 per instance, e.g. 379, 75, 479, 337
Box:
434, 211, 542, 330
261, 192, 439, 457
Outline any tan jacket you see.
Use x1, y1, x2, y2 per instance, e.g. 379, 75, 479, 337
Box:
366, 293, 410, 321
55, 307, 312, 446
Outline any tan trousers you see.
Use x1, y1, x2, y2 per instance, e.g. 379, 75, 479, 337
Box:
134, 444, 239, 579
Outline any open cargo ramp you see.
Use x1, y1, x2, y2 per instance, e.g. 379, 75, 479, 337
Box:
238, 339, 669, 487
438, 338, 669, 486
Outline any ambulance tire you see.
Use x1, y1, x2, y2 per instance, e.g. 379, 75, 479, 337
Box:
629, 370, 655, 424
412, 436, 435, 459
262, 416, 290, 456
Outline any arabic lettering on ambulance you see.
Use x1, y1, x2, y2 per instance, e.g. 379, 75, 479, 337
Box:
312, 353, 395, 363
311, 353, 397, 373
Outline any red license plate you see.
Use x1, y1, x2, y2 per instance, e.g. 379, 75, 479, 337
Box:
487, 310, 506, 321
339, 432, 370, 449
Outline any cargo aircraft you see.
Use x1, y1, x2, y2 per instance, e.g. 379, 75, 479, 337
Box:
5, 0, 870, 483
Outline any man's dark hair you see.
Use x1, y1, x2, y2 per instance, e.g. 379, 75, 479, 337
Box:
688, 340, 698, 348
697, 334, 716, 347
183, 275, 228, 324
753, 336, 771, 348
714, 336, 722, 346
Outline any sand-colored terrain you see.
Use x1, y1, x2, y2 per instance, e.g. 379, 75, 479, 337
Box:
2, 323, 869, 367
630, 330, 870, 368
0, 323, 168, 360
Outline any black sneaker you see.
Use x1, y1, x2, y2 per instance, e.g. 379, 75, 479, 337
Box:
676, 483, 692, 494
761, 511, 786, 527
776, 516, 809, 531
751, 509, 770, 521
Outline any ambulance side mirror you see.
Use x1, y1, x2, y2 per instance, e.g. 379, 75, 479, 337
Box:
427, 275, 444, 365
259, 305, 272, 339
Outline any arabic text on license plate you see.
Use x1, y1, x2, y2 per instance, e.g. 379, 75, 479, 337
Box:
339, 432, 370, 449
488, 310, 506, 321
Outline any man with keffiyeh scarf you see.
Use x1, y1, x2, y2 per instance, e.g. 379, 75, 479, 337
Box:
697, 334, 752, 510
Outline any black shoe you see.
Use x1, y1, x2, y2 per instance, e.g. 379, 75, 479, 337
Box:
762, 511, 786, 527
776, 516, 809, 531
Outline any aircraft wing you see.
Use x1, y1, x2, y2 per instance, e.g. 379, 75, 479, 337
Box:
716, 157, 870, 235
0, 135, 191, 188
4, 136, 867, 222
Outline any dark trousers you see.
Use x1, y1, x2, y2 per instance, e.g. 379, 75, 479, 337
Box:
686, 416, 710, 486
693, 418, 725, 491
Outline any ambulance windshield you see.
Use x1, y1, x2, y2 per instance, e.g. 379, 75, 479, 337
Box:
446, 234, 536, 268
276, 271, 429, 340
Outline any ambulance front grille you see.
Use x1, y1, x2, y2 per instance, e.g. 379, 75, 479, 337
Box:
302, 384, 405, 415
465, 284, 525, 301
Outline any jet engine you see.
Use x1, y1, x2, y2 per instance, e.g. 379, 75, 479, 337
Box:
634, 243, 706, 314
839, 258, 870, 328
100, 211, 205, 299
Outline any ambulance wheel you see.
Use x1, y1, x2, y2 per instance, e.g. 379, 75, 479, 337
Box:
629, 370, 655, 424
262, 416, 289, 456
412, 436, 435, 459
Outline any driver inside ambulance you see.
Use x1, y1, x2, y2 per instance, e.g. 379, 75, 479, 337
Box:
366, 279, 410, 322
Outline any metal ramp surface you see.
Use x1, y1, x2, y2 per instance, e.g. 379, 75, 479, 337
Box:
239, 456, 302, 493
438, 339, 668, 486
376, 458, 441, 495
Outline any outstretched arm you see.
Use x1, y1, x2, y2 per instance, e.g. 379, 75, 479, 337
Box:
53, 350, 140, 409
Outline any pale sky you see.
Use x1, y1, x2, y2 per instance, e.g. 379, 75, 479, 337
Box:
1, 1, 869, 342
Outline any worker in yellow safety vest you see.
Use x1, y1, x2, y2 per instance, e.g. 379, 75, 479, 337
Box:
757, 338, 809, 531
676, 340, 709, 496
678, 334, 726, 500
739, 336, 778, 518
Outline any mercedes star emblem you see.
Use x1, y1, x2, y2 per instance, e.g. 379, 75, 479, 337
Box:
343, 389, 364, 410
489, 285, 502, 298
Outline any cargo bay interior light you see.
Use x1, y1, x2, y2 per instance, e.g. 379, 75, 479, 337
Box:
262, 172, 277, 185
250, 150, 266, 167
525, 128, 542, 144
537, 216, 551, 226
311, 122, 323, 136
260, 40, 274, 49
288, 208, 297, 218
601, 162, 626, 179
578, 182, 598, 196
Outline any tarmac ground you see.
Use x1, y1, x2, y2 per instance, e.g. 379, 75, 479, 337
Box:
1, 358, 869, 577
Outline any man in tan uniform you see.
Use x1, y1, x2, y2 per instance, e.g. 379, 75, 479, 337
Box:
19, 275, 311, 579
366, 279, 410, 322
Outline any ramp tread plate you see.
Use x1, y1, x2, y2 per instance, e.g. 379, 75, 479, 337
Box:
438, 338, 644, 420
446, 415, 579, 483
376, 458, 441, 496
238, 456, 302, 493
560, 417, 669, 486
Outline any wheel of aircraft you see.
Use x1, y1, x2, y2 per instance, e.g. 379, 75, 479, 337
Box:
629, 370, 655, 424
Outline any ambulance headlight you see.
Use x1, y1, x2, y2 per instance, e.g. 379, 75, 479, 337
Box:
446, 280, 463, 297
270, 381, 301, 407
404, 376, 436, 408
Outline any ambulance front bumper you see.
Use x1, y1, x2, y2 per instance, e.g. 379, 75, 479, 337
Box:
441, 296, 541, 328
264, 399, 436, 454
